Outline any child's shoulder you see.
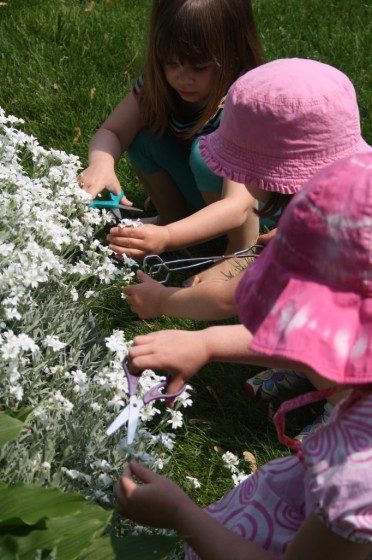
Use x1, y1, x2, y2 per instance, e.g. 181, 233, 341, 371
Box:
303, 391, 372, 467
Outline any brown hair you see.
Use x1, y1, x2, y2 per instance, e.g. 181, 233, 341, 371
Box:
139, 0, 263, 138
255, 192, 294, 221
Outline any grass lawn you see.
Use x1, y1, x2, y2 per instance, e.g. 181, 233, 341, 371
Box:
0, 0, 371, 523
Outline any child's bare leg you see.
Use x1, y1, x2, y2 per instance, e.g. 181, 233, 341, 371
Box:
134, 168, 191, 225
185, 191, 259, 286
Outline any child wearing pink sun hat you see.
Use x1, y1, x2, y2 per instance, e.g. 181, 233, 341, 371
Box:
200, 57, 370, 196
116, 153, 372, 559
124, 58, 370, 418
199, 57, 372, 407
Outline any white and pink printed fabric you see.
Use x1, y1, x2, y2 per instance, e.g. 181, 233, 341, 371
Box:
185, 390, 372, 559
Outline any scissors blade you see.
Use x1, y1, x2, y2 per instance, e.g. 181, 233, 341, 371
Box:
106, 404, 130, 436
116, 205, 143, 213
127, 395, 141, 445
111, 207, 122, 222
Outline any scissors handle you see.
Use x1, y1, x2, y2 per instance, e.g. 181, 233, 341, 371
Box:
143, 381, 186, 404
89, 191, 124, 208
123, 359, 141, 396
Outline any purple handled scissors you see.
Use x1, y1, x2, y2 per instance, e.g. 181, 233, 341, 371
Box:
106, 359, 186, 444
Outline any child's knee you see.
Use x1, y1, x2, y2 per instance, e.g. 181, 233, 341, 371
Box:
127, 130, 160, 175
189, 138, 223, 195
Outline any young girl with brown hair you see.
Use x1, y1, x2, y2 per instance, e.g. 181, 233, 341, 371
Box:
80, 0, 263, 283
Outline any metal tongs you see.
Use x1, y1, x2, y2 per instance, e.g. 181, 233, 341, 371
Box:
143, 243, 263, 284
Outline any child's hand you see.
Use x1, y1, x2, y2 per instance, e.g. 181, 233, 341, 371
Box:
115, 461, 192, 529
128, 329, 210, 394
78, 164, 132, 206
124, 270, 167, 318
107, 224, 171, 258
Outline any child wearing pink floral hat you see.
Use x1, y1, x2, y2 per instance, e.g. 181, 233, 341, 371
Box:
124, 58, 370, 416
115, 152, 372, 560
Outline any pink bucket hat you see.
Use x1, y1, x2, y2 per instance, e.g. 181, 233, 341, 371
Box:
236, 152, 372, 384
200, 58, 370, 194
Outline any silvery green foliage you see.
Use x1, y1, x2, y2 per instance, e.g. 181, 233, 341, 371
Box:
0, 109, 192, 519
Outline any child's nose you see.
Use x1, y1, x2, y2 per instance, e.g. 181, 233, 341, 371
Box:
177, 66, 194, 85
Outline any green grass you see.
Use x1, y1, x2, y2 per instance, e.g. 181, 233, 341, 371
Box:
0, 0, 371, 514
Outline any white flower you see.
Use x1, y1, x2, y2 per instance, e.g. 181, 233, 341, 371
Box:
91, 459, 111, 472
167, 410, 183, 429
90, 402, 102, 412
70, 369, 87, 385
222, 451, 239, 473
176, 389, 193, 408
94, 490, 110, 504
53, 390, 74, 413
43, 335, 66, 351
232, 472, 251, 486
84, 290, 95, 299
70, 287, 79, 301
1, 331, 38, 360
158, 433, 175, 451
119, 218, 142, 228
62, 468, 91, 484
97, 473, 113, 488
9, 384, 23, 401
140, 405, 161, 422
186, 476, 201, 489
105, 330, 128, 356
154, 457, 165, 470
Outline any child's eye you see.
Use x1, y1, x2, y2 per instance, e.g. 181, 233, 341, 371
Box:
192, 65, 209, 73
165, 61, 179, 69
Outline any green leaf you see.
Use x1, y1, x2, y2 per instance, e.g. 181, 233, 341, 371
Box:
1, 504, 111, 560
8, 407, 33, 423
78, 534, 179, 560
0, 485, 113, 560
0, 485, 90, 527
0, 411, 24, 447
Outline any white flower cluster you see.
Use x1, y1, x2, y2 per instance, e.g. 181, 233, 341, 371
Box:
0, 109, 192, 520
221, 451, 250, 487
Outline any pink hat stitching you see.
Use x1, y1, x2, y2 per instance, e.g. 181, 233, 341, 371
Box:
200, 58, 370, 194
236, 152, 372, 384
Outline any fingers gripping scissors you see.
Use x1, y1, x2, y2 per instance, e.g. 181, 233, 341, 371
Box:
106, 359, 186, 444
89, 191, 143, 221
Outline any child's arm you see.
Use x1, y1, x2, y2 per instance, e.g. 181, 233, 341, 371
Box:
128, 324, 312, 396
128, 324, 253, 394
115, 461, 275, 560
124, 270, 243, 320
79, 91, 142, 204
285, 512, 371, 560
116, 463, 372, 560
107, 179, 257, 257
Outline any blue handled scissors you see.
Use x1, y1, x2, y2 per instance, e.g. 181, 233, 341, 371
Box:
89, 191, 143, 220
106, 359, 186, 444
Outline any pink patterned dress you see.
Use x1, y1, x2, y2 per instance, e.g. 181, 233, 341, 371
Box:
185, 390, 372, 559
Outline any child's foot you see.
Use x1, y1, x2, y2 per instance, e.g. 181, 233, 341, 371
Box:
183, 256, 254, 287
244, 369, 308, 401
295, 403, 334, 441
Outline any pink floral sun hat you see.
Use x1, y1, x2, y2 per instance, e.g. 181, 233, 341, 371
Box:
200, 58, 370, 194
236, 152, 372, 384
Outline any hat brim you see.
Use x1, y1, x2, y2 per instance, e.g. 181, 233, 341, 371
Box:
200, 133, 371, 195
236, 241, 372, 384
